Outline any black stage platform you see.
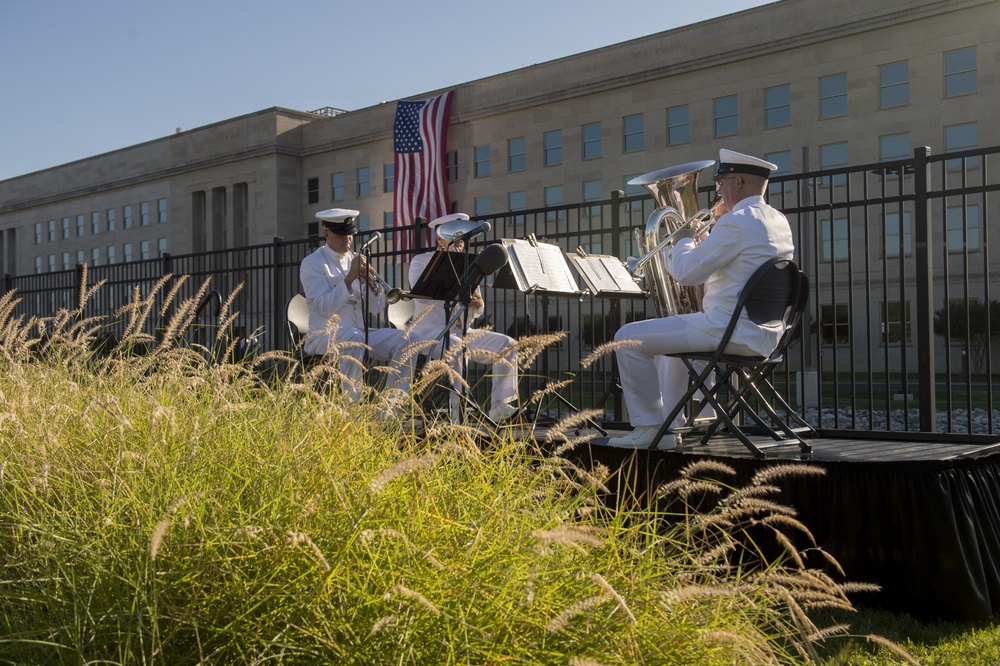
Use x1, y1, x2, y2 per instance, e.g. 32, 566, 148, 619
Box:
555, 429, 1000, 621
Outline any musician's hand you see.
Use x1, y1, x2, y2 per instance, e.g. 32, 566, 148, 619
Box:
673, 225, 696, 242
469, 291, 484, 310
692, 218, 712, 242
347, 254, 366, 285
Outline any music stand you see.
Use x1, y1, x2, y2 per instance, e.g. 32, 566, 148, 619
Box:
569, 250, 645, 298
570, 249, 648, 430
493, 236, 607, 436
408, 248, 496, 425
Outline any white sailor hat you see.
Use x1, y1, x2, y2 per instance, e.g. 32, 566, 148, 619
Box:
714, 149, 778, 180
315, 208, 360, 235
429, 212, 469, 238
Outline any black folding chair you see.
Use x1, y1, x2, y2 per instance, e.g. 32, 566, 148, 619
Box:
653, 258, 814, 459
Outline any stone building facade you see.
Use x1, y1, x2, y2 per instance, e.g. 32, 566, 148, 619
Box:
0, 0, 995, 278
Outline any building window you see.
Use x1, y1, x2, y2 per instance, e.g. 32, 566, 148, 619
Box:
357, 167, 370, 197
123, 205, 133, 229
91, 248, 100, 267
820, 142, 848, 186
62, 252, 70, 270
382, 211, 393, 230
508, 191, 526, 226
544, 185, 563, 222
106, 208, 115, 232
356, 214, 370, 233
582, 122, 602, 160
158, 198, 167, 224
123, 243, 132, 263
623, 174, 646, 218
879, 61, 909, 108
819, 73, 847, 118
383, 164, 394, 193
34, 222, 42, 244
34, 256, 41, 273
543, 130, 562, 166
48, 255, 55, 272
880, 132, 910, 162
666, 105, 689, 145
48, 220, 55, 242
474, 145, 491, 177
508, 137, 526, 172
881, 301, 911, 345
945, 47, 976, 96
106, 245, 114, 265
821, 216, 849, 262
623, 114, 644, 152
945, 122, 978, 169
76, 250, 85, 266
764, 85, 791, 128
62, 217, 70, 240
820, 303, 850, 345
140, 202, 150, 226
714, 95, 738, 137
885, 210, 912, 257
947, 204, 981, 252
474, 197, 491, 216
76, 214, 84, 238
766, 151, 793, 199
446, 151, 458, 182
139, 240, 149, 260
583, 180, 603, 221
331, 172, 345, 201
307, 178, 319, 204
158, 238, 167, 257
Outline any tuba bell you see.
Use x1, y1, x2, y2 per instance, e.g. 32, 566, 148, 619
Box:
626, 160, 718, 317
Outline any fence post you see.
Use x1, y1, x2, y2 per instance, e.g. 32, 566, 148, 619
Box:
610, 189, 624, 423
273, 236, 284, 352
913, 145, 936, 432
74, 263, 85, 311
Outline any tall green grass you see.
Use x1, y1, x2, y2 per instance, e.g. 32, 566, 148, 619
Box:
0, 280, 919, 664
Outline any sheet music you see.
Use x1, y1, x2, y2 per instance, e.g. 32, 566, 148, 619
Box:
571, 254, 644, 295
504, 240, 581, 294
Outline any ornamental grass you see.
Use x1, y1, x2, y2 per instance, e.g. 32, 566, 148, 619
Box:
0, 278, 912, 664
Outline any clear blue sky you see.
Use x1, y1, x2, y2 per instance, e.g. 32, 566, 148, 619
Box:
0, 0, 771, 182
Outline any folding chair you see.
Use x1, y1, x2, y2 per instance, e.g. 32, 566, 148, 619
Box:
285, 293, 323, 374
386, 298, 415, 330
654, 258, 814, 458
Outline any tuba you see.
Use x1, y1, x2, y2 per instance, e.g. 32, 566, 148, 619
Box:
626, 160, 718, 317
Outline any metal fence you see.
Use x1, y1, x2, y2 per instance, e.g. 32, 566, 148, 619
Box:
4, 147, 998, 436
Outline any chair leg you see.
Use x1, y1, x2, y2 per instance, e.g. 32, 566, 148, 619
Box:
723, 367, 813, 454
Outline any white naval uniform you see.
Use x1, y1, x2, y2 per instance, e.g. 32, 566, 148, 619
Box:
407, 250, 518, 414
614, 195, 795, 427
299, 243, 413, 399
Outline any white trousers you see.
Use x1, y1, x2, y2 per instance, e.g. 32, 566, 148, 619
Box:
614, 315, 721, 428
435, 329, 518, 412
322, 326, 413, 402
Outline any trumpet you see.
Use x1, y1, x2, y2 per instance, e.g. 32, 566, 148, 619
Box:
625, 194, 721, 275
361, 265, 411, 304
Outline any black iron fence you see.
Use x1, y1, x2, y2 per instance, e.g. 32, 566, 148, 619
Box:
4, 147, 998, 435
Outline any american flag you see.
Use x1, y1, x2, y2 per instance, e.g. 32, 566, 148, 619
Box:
393, 90, 454, 256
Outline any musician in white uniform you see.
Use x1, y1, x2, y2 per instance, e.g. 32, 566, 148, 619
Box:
609, 149, 795, 449
407, 213, 519, 422
299, 208, 413, 403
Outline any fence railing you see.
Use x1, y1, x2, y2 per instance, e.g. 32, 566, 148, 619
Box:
5, 147, 999, 437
